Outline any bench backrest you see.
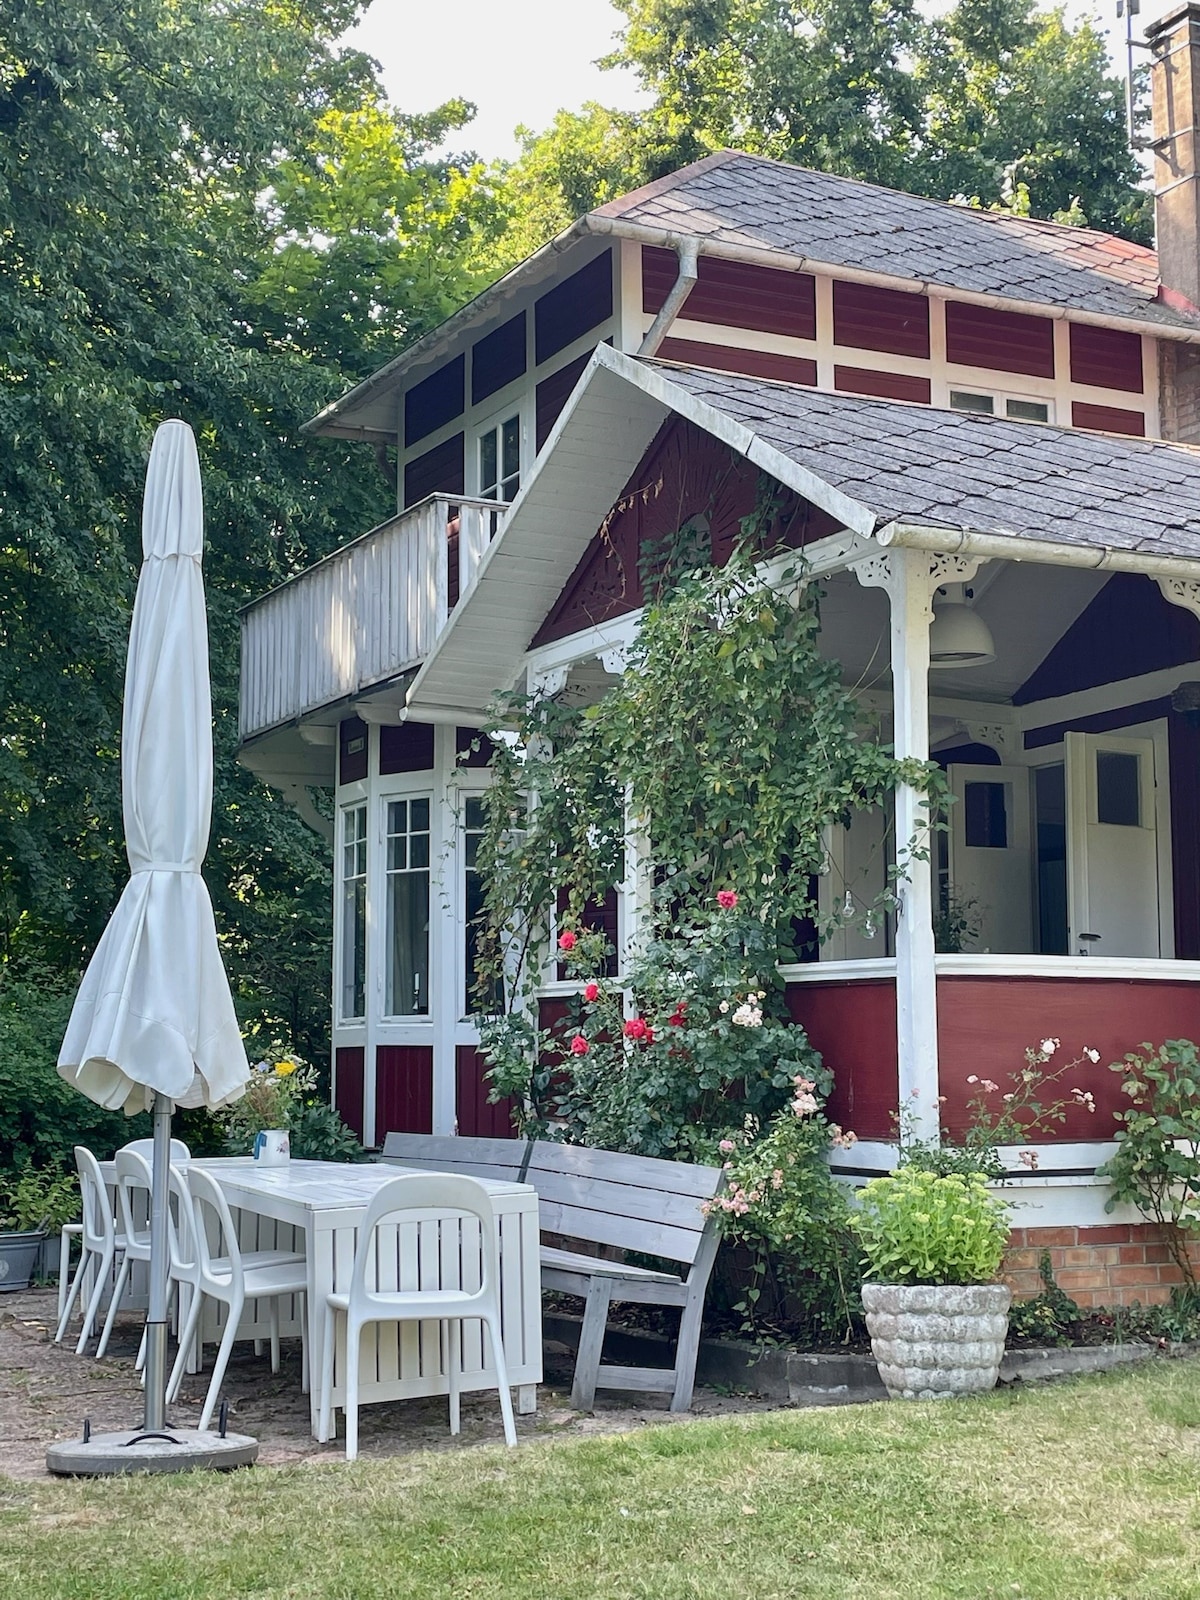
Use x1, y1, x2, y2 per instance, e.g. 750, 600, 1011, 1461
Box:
379, 1132, 527, 1185
527, 1140, 724, 1268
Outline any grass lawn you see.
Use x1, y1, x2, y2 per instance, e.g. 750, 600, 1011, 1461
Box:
2, 1359, 1199, 1600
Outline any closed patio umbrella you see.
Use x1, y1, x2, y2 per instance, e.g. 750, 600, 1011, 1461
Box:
51, 420, 254, 1473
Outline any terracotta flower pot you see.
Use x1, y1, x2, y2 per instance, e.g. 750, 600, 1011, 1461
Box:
861, 1282, 1011, 1400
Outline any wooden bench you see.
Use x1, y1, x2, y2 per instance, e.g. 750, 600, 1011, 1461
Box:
379, 1133, 724, 1412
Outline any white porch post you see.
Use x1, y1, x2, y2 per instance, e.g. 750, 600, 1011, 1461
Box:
855, 549, 980, 1142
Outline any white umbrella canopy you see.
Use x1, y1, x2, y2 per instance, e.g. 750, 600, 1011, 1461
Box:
58, 420, 248, 1113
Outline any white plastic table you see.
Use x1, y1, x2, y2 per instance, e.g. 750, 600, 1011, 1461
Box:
102, 1156, 543, 1436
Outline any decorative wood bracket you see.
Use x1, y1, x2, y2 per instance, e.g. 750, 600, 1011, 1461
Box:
1157, 577, 1200, 622
528, 665, 569, 700
852, 549, 984, 598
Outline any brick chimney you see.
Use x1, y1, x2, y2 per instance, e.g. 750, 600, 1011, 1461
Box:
1150, 3, 1200, 441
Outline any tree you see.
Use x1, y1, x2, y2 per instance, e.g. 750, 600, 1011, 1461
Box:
501, 0, 1149, 246
0, 0, 502, 1061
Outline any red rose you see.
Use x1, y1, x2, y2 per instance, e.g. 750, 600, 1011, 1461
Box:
583, 981, 600, 1002
569, 1034, 589, 1056
644, 1026, 655, 1044
716, 890, 738, 910
558, 930, 577, 951
623, 1017, 648, 1040
667, 1011, 685, 1027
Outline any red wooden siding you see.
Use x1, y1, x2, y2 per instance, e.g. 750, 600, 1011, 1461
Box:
375, 1045, 434, 1136
535, 349, 593, 451
456, 1046, 517, 1137
786, 980, 898, 1140
657, 336, 817, 387
379, 722, 435, 775
338, 717, 368, 784
642, 246, 817, 341
403, 433, 465, 509
334, 1046, 365, 1142
937, 977, 1200, 1139
534, 249, 613, 366
832, 280, 930, 359
404, 354, 465, 448
1015, 575, 1200, 705
945, 301, 1055, 379
533, 416, 842, 646
1071, 401, 1145, 436
472, 311, 526, 405
834, 365, 931, 404
1068, 322, 1143, 393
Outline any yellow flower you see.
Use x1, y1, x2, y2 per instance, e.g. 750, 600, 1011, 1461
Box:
274, 1059, 299, 1077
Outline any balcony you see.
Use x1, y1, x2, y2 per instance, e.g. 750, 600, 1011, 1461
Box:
238, 496, 504, 786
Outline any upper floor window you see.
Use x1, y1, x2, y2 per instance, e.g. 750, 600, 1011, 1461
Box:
949, 389, 1050, 424
386, 797, 431, 1016
479, 415, 520, 502
340, 805, 368, 1021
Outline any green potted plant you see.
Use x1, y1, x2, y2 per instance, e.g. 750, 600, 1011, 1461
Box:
851, 1166, 1012, 1400
0, 1168, 79, 1293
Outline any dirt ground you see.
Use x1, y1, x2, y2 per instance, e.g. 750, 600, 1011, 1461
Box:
0, 1288, 787, 1479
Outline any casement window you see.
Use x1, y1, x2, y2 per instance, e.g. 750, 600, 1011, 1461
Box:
949, 389, 1051, 424
478, 414, 520, 502
339, 805, 368, 1021
386, 797, 431, 1016
463, 795, 503, 1014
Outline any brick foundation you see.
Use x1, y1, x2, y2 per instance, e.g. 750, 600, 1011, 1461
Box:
1004, 1224, 1200, 1307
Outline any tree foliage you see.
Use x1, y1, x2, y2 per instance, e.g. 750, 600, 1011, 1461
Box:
499, 0, 1149, 250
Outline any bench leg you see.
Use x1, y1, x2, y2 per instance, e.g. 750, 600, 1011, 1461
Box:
670, 1290, 706, 1413
571, 1279, 612, 1411
517, 1383, 538, 1416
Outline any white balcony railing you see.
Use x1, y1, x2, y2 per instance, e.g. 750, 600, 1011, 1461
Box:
239, 495, 503, 743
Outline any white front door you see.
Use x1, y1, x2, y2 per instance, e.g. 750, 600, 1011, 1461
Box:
1065, 731, 1160, 958
947, 764, 1033, 953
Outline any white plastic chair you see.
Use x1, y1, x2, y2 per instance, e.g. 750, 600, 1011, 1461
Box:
164, 1162, 206, 1398
95, 1148, 155, 1360
118, 1137, 191, 1164
317, 1173, 517, 1460
172, 1166, 308, 1430
55, 1147, 124, 1353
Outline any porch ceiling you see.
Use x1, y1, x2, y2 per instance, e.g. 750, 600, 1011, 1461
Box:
405, 346, 1200, 719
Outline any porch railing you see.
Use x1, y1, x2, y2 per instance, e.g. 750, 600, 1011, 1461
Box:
239, 495, 505, 742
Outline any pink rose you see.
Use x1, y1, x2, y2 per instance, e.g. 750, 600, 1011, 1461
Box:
719, 1138, 736, 1154
558, 930, 577, 951
624, 1017, 648, 1041
716, 890, 738, 910
583, 981, 600, 1002
569, 1034, 588, 1056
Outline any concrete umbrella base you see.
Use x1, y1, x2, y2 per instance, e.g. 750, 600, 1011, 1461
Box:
46, 1427, 258, 1476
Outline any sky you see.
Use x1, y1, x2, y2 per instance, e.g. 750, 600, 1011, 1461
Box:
345, 0, 649, 162
345, 0, 1164, 166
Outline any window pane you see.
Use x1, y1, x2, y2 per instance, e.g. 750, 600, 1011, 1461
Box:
501, 415, 520, 478
1097, 750, 1141, 826
950, 391, 994, 414
340, 804, 367, 1019
463, 793, 502, 1014
479, 428, 497, 492
411, 798, 430, 831
964, 781, 1008, 849
1006, 398, 1049, 422
386, 796, 431, 1014
1035, 764, 1067, 955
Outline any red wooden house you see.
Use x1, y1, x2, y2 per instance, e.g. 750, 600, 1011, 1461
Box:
239, 4, 1200, 1301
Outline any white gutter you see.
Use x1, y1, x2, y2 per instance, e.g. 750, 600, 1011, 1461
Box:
879, 518, 1200, 580
638, 238, 699, 356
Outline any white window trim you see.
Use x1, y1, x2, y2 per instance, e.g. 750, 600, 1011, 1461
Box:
379, 783, 437, 1024
335, 798, 369, 1028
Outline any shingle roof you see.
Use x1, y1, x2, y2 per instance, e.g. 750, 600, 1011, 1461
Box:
647, 357, 1200, 559
598, 151, 1193, 331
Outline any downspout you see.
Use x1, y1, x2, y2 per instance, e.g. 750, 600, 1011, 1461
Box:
638, 238, 700, 357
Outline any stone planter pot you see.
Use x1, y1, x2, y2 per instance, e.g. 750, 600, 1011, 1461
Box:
0, 1228, 48, 1293
861, 1282, 1011, 1400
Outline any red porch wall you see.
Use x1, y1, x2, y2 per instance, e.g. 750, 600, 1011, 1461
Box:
333, 1046, 365, 1143
786, 980, 898, 1139
375, 1045, 433, 1137
456, 1045, 517, 1138
937, 976, 1200, 1140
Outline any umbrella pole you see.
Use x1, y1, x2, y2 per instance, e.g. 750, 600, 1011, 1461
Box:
143, 1091, 173, 1435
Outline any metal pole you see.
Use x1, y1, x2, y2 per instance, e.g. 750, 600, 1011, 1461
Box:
143, 1091, 173, 1434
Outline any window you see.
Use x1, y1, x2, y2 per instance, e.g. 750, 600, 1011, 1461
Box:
386, 798, 431, 1016
1096, 750, 1141, 827
964, 782, 1008, 849
949, 389, 1050, 423
479, 415, 520, 501
340, 806, 368, 1021
463, 795, 503, 1014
